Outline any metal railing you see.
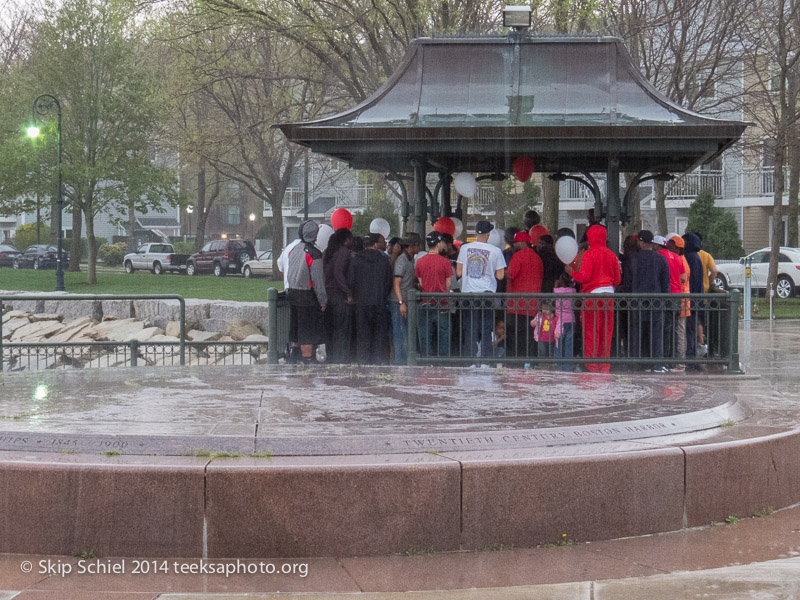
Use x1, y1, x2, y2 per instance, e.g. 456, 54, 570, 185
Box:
406, 290, 741, 374
666, 170, 723, 199
1, 291, 290, 372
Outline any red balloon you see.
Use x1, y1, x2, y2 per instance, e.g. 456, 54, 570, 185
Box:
433, 217, 455, 236
513, 156, 534, 182
330, 208, 353, 230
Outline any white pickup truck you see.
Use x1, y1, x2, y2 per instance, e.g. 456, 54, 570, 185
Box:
122, 243, 189, 275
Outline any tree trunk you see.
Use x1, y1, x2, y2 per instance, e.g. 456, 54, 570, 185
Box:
83, 202, 97, 285
69, 203, 82, 271
541, 175, 559, 234
270, 192, 285, 280
193, 165, 207, 252
493, 180, 506, 230
127, 199, 137, 253
622, 173, 641, 238
49, 196, 58, 246
655, 179, 668, 236
788, 137, 799, 247
768, 144, 786, 295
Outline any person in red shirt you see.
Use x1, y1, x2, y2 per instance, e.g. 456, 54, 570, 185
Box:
565, 225, 621, 373
505, 231, 543, 357
654, 234, 687, 362
415, 232, 453, 357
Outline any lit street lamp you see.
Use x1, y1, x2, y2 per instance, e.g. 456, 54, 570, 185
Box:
28, 94, 64, 292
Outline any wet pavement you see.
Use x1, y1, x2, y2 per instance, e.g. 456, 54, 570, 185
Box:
1, 320, 800, 598
0, 352, 761, 456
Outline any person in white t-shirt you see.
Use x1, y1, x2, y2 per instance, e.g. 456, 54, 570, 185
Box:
456, 220, 505, 360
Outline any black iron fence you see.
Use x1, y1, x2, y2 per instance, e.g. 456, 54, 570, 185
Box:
2, 290, 740, 373
406, 290, 741, 373
1, 291, 290, 372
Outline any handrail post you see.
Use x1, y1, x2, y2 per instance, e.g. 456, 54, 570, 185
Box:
727, 290, 742, 374
179, 297, 186, 366
267, 287, 279, 364
407, 289, 418, 366
130, 339, 139, 367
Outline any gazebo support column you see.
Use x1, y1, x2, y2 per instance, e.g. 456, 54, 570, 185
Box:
412, 160, 427, 235
606, 155, 621, 254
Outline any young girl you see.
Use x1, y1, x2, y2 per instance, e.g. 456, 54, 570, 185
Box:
531, 302, 561, 364
553, 274, 576, 372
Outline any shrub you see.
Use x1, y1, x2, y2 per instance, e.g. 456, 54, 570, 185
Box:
171, 240, 195, 254
13, 223, 50, 251
687, 190, 745, 259
98, 242, 128, 266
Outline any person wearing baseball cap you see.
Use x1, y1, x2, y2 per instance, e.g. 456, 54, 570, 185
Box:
654, 234, 688, 367
415, 231, 453, 357
506, 230, 543, 357
631, 230, 670, 371
456, 220, 505, 361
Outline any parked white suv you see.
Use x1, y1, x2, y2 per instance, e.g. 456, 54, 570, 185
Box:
715, 247, 800, 299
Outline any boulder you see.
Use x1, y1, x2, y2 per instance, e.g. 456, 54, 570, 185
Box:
2, 317, 32, 339
200, 318, 228, 333
2, 310, 29, 323
243, 334, 269, 343
226, 319, 262, 340
209, 301, 270, 335
42, 300, 100, 321
126, 327, 165, 342
165, 321, 181, 337
187, 330, 221, 342
30, 313, 63, 322
48, 316, 97, 343
10, 320, 64, 342
101, 299, 133, 320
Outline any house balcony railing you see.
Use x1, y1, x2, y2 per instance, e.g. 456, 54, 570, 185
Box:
666, 170, 723, 199
739, 168, 790, 198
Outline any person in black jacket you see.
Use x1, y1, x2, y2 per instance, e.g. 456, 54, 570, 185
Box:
348, 233, 393, 364
323, 228, 354, 364
682, 232, 704, 363
630, 230, 670, 371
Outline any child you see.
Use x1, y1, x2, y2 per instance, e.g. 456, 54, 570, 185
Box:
553, 274, 576, 371
491, 318, 506, 358
531, 302, 561, 364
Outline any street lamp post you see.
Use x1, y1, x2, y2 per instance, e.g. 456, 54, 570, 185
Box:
28, 94, 64, 292
249, 212, 256, 241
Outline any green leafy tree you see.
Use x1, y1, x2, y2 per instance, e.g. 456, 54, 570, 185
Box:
13, 222, 50, 251
687, 189, 744, 259
352, 197, 401, 238
8, 0, 179, 284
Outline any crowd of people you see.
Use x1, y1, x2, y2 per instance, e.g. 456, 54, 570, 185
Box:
279, 209, 719, 372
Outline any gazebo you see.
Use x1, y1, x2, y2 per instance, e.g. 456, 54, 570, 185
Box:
278, 34, 747, 251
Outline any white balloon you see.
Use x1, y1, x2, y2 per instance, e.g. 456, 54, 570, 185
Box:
487, 228, 504, 249
453, 172, 477, 198
555, 235, 579, 264
316, 224, 334, 252
369, 217, 391, 239
451, 217, 463, 238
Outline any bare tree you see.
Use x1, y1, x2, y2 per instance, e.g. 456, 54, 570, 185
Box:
739, 0, 800, 295
607, 0, 749, 235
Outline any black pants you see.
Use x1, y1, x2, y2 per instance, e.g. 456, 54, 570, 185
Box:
326, 301, 354, 364
355, 304, 389, 364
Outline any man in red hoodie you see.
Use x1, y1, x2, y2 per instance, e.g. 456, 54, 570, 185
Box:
565, 225, 621, 373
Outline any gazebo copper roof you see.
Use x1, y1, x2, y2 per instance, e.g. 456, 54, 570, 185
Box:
278, 35, 747, 175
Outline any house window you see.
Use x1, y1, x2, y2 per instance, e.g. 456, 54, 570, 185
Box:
225, 205, 241, 225
676, 217, 688, 236
762, 141, 776, 169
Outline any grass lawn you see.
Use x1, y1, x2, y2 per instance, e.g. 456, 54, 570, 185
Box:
749, 297, 800, 319
0, 267, 283, 302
